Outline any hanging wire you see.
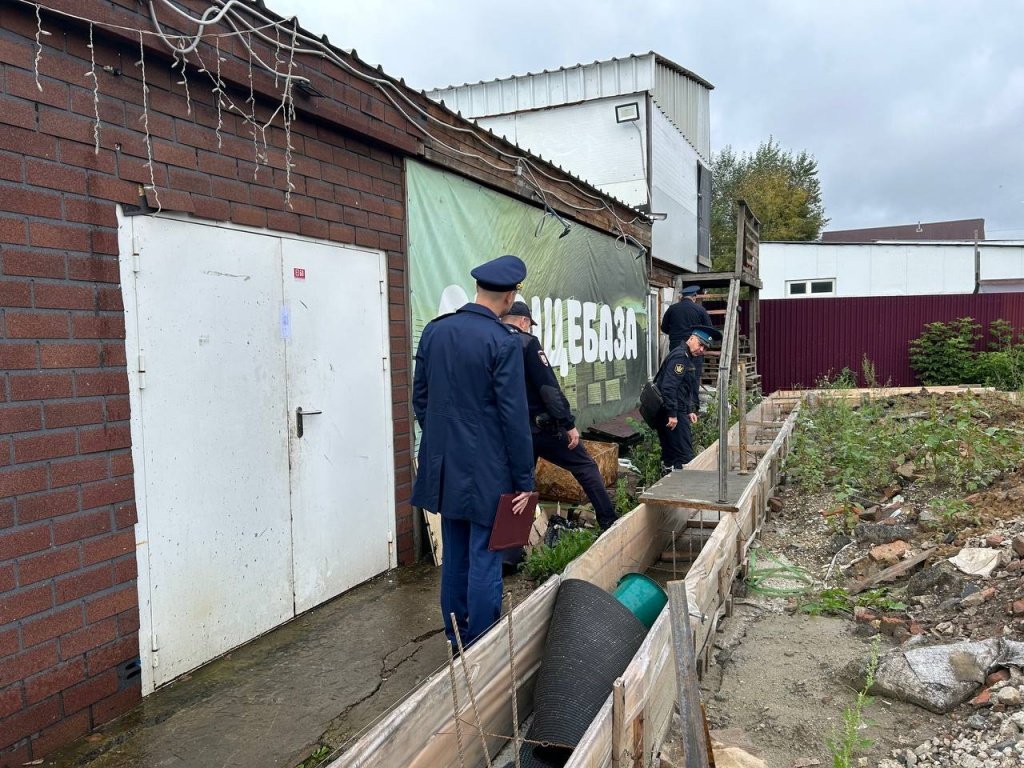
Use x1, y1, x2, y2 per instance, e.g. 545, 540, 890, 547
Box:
19, 0, 651, 241
34, 3, 50, 91
86, 23, 101, 154
136, 30, 161, 212
174, 52, 192, 116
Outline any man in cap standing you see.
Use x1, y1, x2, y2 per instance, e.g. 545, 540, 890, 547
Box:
412, 255, 536, 652
503, 301, 617, 532
661, 284, 714, 386
654, 325, 722, 470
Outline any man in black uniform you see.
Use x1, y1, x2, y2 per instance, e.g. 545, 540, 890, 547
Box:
503, 301, 617, 531
660, 284, 714, 386
654, 325, 722, 470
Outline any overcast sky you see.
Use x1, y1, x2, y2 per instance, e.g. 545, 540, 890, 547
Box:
270, 0, 1024, 238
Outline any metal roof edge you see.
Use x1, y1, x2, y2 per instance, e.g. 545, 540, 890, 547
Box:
427, 51, 712, 96
651, 51, 714, 90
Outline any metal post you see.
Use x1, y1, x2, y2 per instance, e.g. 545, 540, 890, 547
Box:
667, 582, 711, 768
717, 364, 729, 501
737, 362, 748, 475
716, 278, 740, 502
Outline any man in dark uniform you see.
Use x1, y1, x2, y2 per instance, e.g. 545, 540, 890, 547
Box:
503, 301, 617, 531
660, 284, 714, 385
654, 325, 722, 470
412, 255, 536, 651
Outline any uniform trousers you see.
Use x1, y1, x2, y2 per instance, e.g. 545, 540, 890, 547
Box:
656, 416, 694, 469
532, 430, 616, 530
440, 516, 504, 651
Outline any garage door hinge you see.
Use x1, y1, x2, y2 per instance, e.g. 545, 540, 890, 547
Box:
382, 356, 387, 372
151, 633, 159, 652
132, 236, 141, 272
138, 353, 146, 389
379, 280, 384, 295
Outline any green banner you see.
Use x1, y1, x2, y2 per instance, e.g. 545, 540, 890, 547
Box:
408, 161, 648, 430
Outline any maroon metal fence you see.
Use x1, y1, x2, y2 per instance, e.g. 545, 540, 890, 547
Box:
753, 294, 1024, 392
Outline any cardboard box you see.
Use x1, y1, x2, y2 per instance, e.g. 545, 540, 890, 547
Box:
535, 439, 619, 503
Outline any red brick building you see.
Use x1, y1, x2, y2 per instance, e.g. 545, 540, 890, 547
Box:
0, 0, 653, 762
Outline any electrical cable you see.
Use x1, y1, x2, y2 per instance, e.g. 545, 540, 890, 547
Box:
22, 0, 651, 241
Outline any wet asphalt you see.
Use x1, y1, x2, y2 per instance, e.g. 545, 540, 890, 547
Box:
42, 562, 450, 768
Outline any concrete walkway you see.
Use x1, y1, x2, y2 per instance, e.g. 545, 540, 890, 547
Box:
45, 563, 450, 768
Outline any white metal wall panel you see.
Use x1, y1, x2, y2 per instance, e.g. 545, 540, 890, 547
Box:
654, 61, 711, 162
428, 53, 712, 164
429, 54, 656, 118
980, 244, 1024, 281
650, 106, 700, 271
761, 242, 989, 298
475, 96, 648, 206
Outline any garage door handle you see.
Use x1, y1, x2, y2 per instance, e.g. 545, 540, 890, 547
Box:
296, 407, 322, 438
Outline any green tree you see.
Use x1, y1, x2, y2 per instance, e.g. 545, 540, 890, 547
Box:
711, 138, 829, 271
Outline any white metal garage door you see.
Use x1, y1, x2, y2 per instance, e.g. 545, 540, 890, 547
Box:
119, 214, 395, 692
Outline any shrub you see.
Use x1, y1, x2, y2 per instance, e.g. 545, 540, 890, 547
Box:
908, 318, 980, 385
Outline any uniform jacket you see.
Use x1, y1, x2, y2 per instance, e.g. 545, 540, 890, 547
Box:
661, 299, 712, 348
655, 345, 699, 419
508, 326, 575, 432
411, 303, 535, 525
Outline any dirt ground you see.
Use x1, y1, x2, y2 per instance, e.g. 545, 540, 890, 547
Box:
697, 390, 1024, 767
701, 599, 945, 766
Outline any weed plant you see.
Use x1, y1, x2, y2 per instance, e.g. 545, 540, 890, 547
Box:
295, 745, 331, 768
520, 527, 598, 581
826, 637, 881, 768
614, 477, 635, 517
800, 587, 907, 617
625, 419, 664, 489
926, 497, 979, 531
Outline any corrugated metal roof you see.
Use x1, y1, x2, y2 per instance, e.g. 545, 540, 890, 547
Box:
426, 52, 713, 162
822, 218, 986, 242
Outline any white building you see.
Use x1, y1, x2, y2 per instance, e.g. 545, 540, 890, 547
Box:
427, 52, 713, 273
760, 240, 1024, 299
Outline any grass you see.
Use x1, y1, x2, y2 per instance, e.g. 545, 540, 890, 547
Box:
294, 745, 331, 768
800, 587, 906, 617
785, 391, 1024, 498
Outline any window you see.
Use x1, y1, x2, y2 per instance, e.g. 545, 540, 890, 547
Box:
786, 278, 835, 297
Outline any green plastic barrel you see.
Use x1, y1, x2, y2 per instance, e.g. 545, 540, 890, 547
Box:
613, 573, 668, 629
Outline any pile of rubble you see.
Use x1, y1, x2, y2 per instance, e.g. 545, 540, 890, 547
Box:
761, 460, 1024, 767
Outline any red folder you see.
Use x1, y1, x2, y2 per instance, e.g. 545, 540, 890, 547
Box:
488, 492, 540, 551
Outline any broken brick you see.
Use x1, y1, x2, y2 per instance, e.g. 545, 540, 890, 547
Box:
869, 540, 910, 566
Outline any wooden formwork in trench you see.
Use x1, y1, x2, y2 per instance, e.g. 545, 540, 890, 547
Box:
339, 387, 937, 767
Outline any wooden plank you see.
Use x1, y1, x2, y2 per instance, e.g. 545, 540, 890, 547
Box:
564, 503, 674, 592
612, 678, 626, 768
668, 581, 711, 767
847, 548, 934, 594
565, 697, 613, 767
424, 510, 443, 566
640, 470, 749, 512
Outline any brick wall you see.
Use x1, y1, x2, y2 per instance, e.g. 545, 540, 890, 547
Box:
0, 1, 649, 761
